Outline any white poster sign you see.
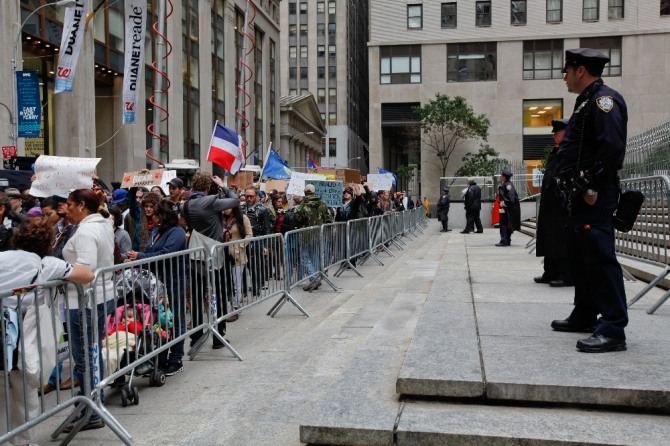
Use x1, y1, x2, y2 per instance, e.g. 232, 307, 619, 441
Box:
55, 0, 90, 94
30, 155, 101, 197
366, 173, 394, 191
286, 172, 326, 197
158, 170, 177, 194
122, 0, 148, 124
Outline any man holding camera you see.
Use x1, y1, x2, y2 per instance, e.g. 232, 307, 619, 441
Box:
551, 48, 628, 353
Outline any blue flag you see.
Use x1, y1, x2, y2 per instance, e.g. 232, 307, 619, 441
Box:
263, 147, 293, 179
307, 157, 320, 169
253, 149, 259, 166
377, 167, 397, 186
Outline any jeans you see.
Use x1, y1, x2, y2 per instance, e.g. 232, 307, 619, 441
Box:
68, 299, 115, 403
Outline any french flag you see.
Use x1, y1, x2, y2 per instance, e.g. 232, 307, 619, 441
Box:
207, 121, 245, 174
307, 157, 320, 169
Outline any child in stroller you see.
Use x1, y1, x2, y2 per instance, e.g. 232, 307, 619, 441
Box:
102, 268, 173, 406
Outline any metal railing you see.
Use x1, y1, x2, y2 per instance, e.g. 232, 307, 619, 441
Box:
2, 208, 426, 445
619, 175, 670, 314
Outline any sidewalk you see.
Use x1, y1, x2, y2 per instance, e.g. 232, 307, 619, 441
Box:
31, 220, 670, 445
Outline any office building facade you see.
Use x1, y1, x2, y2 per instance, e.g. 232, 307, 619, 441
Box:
368, 0, 670, 198
0, 0, 281, 182
280, 0, 370, 172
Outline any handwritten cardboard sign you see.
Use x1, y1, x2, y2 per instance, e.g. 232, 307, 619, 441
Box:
265, 179, 289, 193
29, 155, 101, 197
312, 180, 343, 208
121, 169, 165, 188
286, 172, 326, 196
157, 170, 177, 195
366, 173, 394, 191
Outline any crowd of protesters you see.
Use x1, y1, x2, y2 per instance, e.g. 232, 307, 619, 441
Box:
0, 170, 421, 442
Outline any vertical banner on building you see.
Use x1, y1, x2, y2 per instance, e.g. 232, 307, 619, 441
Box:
15, 70, 41, 137
54, 0, 89, 94
122, 0, 148, 124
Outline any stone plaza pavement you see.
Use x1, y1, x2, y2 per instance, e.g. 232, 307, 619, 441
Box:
32, 219, 670, 445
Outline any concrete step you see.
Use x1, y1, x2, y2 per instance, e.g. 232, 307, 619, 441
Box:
396, 402, 670, 446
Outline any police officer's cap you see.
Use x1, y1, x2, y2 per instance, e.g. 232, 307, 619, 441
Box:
442, 187, 449, 192
501, 168, 513, 178
562, 48, 610, 76
551, 119, 569, 133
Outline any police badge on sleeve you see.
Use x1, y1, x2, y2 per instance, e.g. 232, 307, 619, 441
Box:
596, 96, 614, 113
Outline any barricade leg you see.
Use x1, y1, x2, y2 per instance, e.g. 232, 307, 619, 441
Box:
627, 266, 670, 308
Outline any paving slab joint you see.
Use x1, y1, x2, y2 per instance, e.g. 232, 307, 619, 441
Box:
392, 401, 405, 445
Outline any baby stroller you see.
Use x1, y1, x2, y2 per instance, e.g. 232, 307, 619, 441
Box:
107, 268, 173, 406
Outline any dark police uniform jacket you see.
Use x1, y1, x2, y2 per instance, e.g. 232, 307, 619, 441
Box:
536, 146, 569, 258
554, 79, 628, 224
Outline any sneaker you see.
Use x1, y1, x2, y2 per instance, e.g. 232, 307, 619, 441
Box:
163, 362, 183, 376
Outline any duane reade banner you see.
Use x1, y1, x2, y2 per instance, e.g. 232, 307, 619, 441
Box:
122, 0, 148, 124
55, 0, 90, 94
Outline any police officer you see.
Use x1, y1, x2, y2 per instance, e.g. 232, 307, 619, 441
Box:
437, 187, 451, 232
461, 178, 483, 234
551, 48, 629, 353
534, 119, 572, 287
496, 168, 519, 246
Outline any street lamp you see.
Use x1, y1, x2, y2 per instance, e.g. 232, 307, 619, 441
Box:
10, 0, 76, 147
347, 156, 361, 167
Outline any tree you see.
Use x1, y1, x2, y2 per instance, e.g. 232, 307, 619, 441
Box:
455, 144, 503, 177
412, 94, 491, 177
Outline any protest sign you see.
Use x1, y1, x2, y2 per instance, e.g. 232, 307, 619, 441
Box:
265, 179, 289, 193
366, 173, 394, 191
286, 172, 326, 196
30, 155, 101, 197
312, 180, 343, 208
157, 170, 177, 194
227, 171, 255, 189
121, 169, 165, 188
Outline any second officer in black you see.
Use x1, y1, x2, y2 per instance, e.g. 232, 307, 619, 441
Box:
551, 48, 629, 353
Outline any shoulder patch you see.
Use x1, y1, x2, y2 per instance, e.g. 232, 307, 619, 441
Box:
506, 184, 512, 191
596, 96, 614, 113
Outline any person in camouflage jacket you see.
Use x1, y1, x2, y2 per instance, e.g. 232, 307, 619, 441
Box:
294, 184, 332, 291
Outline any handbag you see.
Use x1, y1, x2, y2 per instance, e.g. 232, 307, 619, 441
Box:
614, 190, 644, 233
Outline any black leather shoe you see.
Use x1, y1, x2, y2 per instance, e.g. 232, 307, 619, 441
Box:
495, 242, 510, 247
549, 280, 573, 287
576, 334, 626, 353
460, 230, 470, 234
551, 318, 595, 333
474, 231, 483, 233
534, 276, 551, 284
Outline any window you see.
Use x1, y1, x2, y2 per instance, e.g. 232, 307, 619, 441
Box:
288, 2, 296, 15
407, 4, 423, 29
583, 0, 599, 21
329, 88, 337, 103
300, 67, 308, 79
522, 99, 564, 160
299, 2, 307, 14
329, 112, 337, 125
441, 3, 457, 28
289, 88, 297, 96
317, 23, 325, 36
289, 24, 297, 37
318, 66, 325, 79
317, 1, 325, 13
328, 138, 336, 157
289, 46, 296, 58
328, 1, 336, 14
328, 45, 336, 58
580, 36, 622, 76
328, 65, 336, 81
328, 23, 336, 37
289, 67, 296, 79
523, 39, 563, 80
661, 0, 670, 15
447, 42, 497, 82
318, 88, 326, 103
380, 45, 421, 84
476, 1, 492, 26
300, 46, 307, 58
300, 24, 307, 36
547, 0, 562, 23
511, 1, 527, 25
608, 0, 624, 18
317, 45, 325, 57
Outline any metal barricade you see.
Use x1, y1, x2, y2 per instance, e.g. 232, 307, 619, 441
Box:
334, 218, 369, 277
618, 175, 670, 314
363, 215, 390, 265
388, 213, 405, 249
1, 281, 131, 446
285, 227, 338, 293
90, 248, 208, 407
321, 222, 354, 279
